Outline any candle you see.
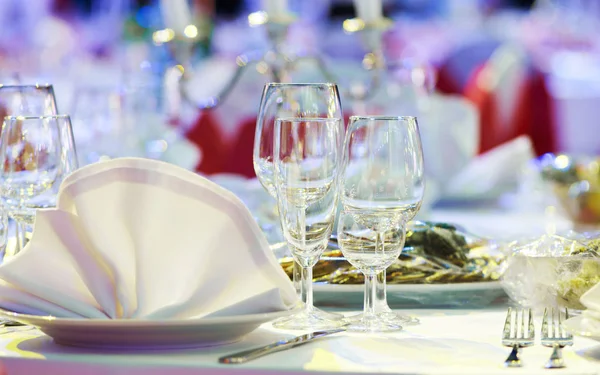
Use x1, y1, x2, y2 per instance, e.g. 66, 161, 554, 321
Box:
353, 0, 383, 22
160, 0, 192, 35
263, 0, 288, 18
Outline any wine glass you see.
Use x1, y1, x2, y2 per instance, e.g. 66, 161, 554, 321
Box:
0, 84, 60, 251
272, 117, 345, 330
0, 115, 78, 253
253, 83, 343, 298
339, 115, 425, 331
337, 210, 406, 332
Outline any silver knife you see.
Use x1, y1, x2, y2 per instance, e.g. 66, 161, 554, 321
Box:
218, 328, 345, 364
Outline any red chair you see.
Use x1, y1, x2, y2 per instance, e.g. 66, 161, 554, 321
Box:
223, 116, 257, 178
185, 110, 229, 175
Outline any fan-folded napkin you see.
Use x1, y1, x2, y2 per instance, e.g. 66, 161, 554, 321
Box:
0, 158, 298, 319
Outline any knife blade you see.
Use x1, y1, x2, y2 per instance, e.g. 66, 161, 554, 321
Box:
218, 328, 345, 364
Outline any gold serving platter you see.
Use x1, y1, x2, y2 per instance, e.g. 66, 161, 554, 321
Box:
280, 222, 504, 285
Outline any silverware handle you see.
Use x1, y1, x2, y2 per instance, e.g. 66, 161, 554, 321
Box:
504, 343, 522, 367
219, 340, 294, 364
219, 329, 344, 364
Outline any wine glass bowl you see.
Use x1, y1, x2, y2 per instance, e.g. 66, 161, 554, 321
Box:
0, 116, 64, 225
253, 83, 343, 197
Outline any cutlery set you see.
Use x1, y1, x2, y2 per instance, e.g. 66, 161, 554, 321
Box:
502, 307, 573, 369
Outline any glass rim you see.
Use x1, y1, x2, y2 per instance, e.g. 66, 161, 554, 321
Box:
265, 82, 337, 88
349, 115, 417, 122
0, 83, 53, 90
4, 115, 70, 121
275, 117, 341, 123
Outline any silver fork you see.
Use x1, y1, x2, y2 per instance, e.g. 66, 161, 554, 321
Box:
541, 307, 574, 369
502, 307, 534, 367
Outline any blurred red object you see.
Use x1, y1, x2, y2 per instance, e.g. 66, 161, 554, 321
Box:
223, 116, 257, 178
185, 110, 229, 175
464, 63, 556, 155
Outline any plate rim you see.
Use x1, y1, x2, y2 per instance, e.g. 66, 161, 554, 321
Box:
0, 307, 300, 327
313, 280, 502, 293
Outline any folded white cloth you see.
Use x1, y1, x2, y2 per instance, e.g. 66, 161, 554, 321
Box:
443, 135, 535, 200
580, 281, 600, 332
0, 158, 297, 319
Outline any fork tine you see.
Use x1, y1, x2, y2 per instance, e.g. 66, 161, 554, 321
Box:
528, 308, 534, 339
520, 309, 525, 339
503, 307, 512, 340
542, 308, 549, 338
558, 307, 563, 338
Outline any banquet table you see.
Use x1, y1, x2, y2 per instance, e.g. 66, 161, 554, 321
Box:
0, 201, 597, 375
0, 306, 599, 375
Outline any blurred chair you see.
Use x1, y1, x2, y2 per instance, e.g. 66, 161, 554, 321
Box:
222, 116, 257, 178
463, 43, 556, 154
185, 110, 229, 175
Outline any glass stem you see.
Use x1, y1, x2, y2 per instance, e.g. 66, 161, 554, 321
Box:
301, 266, 314, 311
375, 269, 391, 312
292, 260, 302, 298
374, 231, 392, 313
15, 221, 26, 254
364, 272, 377, 318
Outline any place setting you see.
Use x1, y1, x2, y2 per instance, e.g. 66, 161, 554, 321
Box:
1, 0, 600, 374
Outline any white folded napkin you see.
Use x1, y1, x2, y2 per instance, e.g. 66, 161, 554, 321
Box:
0, 158, 297, 319
443, 135, 535, 200
580, 281, 600, 332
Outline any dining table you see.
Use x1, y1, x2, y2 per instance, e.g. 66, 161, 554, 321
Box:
0, 198, 598, 375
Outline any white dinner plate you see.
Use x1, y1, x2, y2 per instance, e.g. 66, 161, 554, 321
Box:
0, 308, 298, 349
313, 281, 506, 308
564, 315, 600, 342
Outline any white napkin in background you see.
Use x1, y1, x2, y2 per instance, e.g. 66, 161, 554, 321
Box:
443, 135, 535, 200
0, 158, 297, 319
580, 281, 600, 333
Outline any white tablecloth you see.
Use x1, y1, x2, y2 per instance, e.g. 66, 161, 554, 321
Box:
0, 307, 598, 375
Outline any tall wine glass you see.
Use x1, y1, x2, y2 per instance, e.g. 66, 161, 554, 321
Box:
253, 83, 343, 298
339, 116, 425, 330
0, 115, 78, 253
273, 117, 345, 330
0, 84, 60, 252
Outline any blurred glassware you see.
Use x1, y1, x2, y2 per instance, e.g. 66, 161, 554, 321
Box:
0, 115, 77, 253
0, 84, 76, 253
340, 115, 425, 330
502, 233, 600, 312
272, 117, 345, 330
253, 82, 343, 297
0, 209, 7, 261
0, 84, 57, 117
70, 84, 179, 166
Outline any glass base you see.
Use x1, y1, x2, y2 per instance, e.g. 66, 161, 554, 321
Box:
375, 302, 420, 326
344, 314, 403, 333
379, 311, 420, 326
272, 306, 346, 330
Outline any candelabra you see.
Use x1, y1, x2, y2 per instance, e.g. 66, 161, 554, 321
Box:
161, 8, 395, 110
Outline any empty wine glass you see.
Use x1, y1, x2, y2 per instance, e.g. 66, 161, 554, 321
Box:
337, 210, 406, 332
253, 83, 343, 298
272, 117, 345, 330
0, 115, 78, 253
0, 84, 61, 251
340, 115, 425, 330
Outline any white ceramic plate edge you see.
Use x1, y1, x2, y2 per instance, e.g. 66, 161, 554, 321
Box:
313, 281, 502, 294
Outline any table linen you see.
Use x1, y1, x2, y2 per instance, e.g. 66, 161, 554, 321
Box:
0, 307, 598, 375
